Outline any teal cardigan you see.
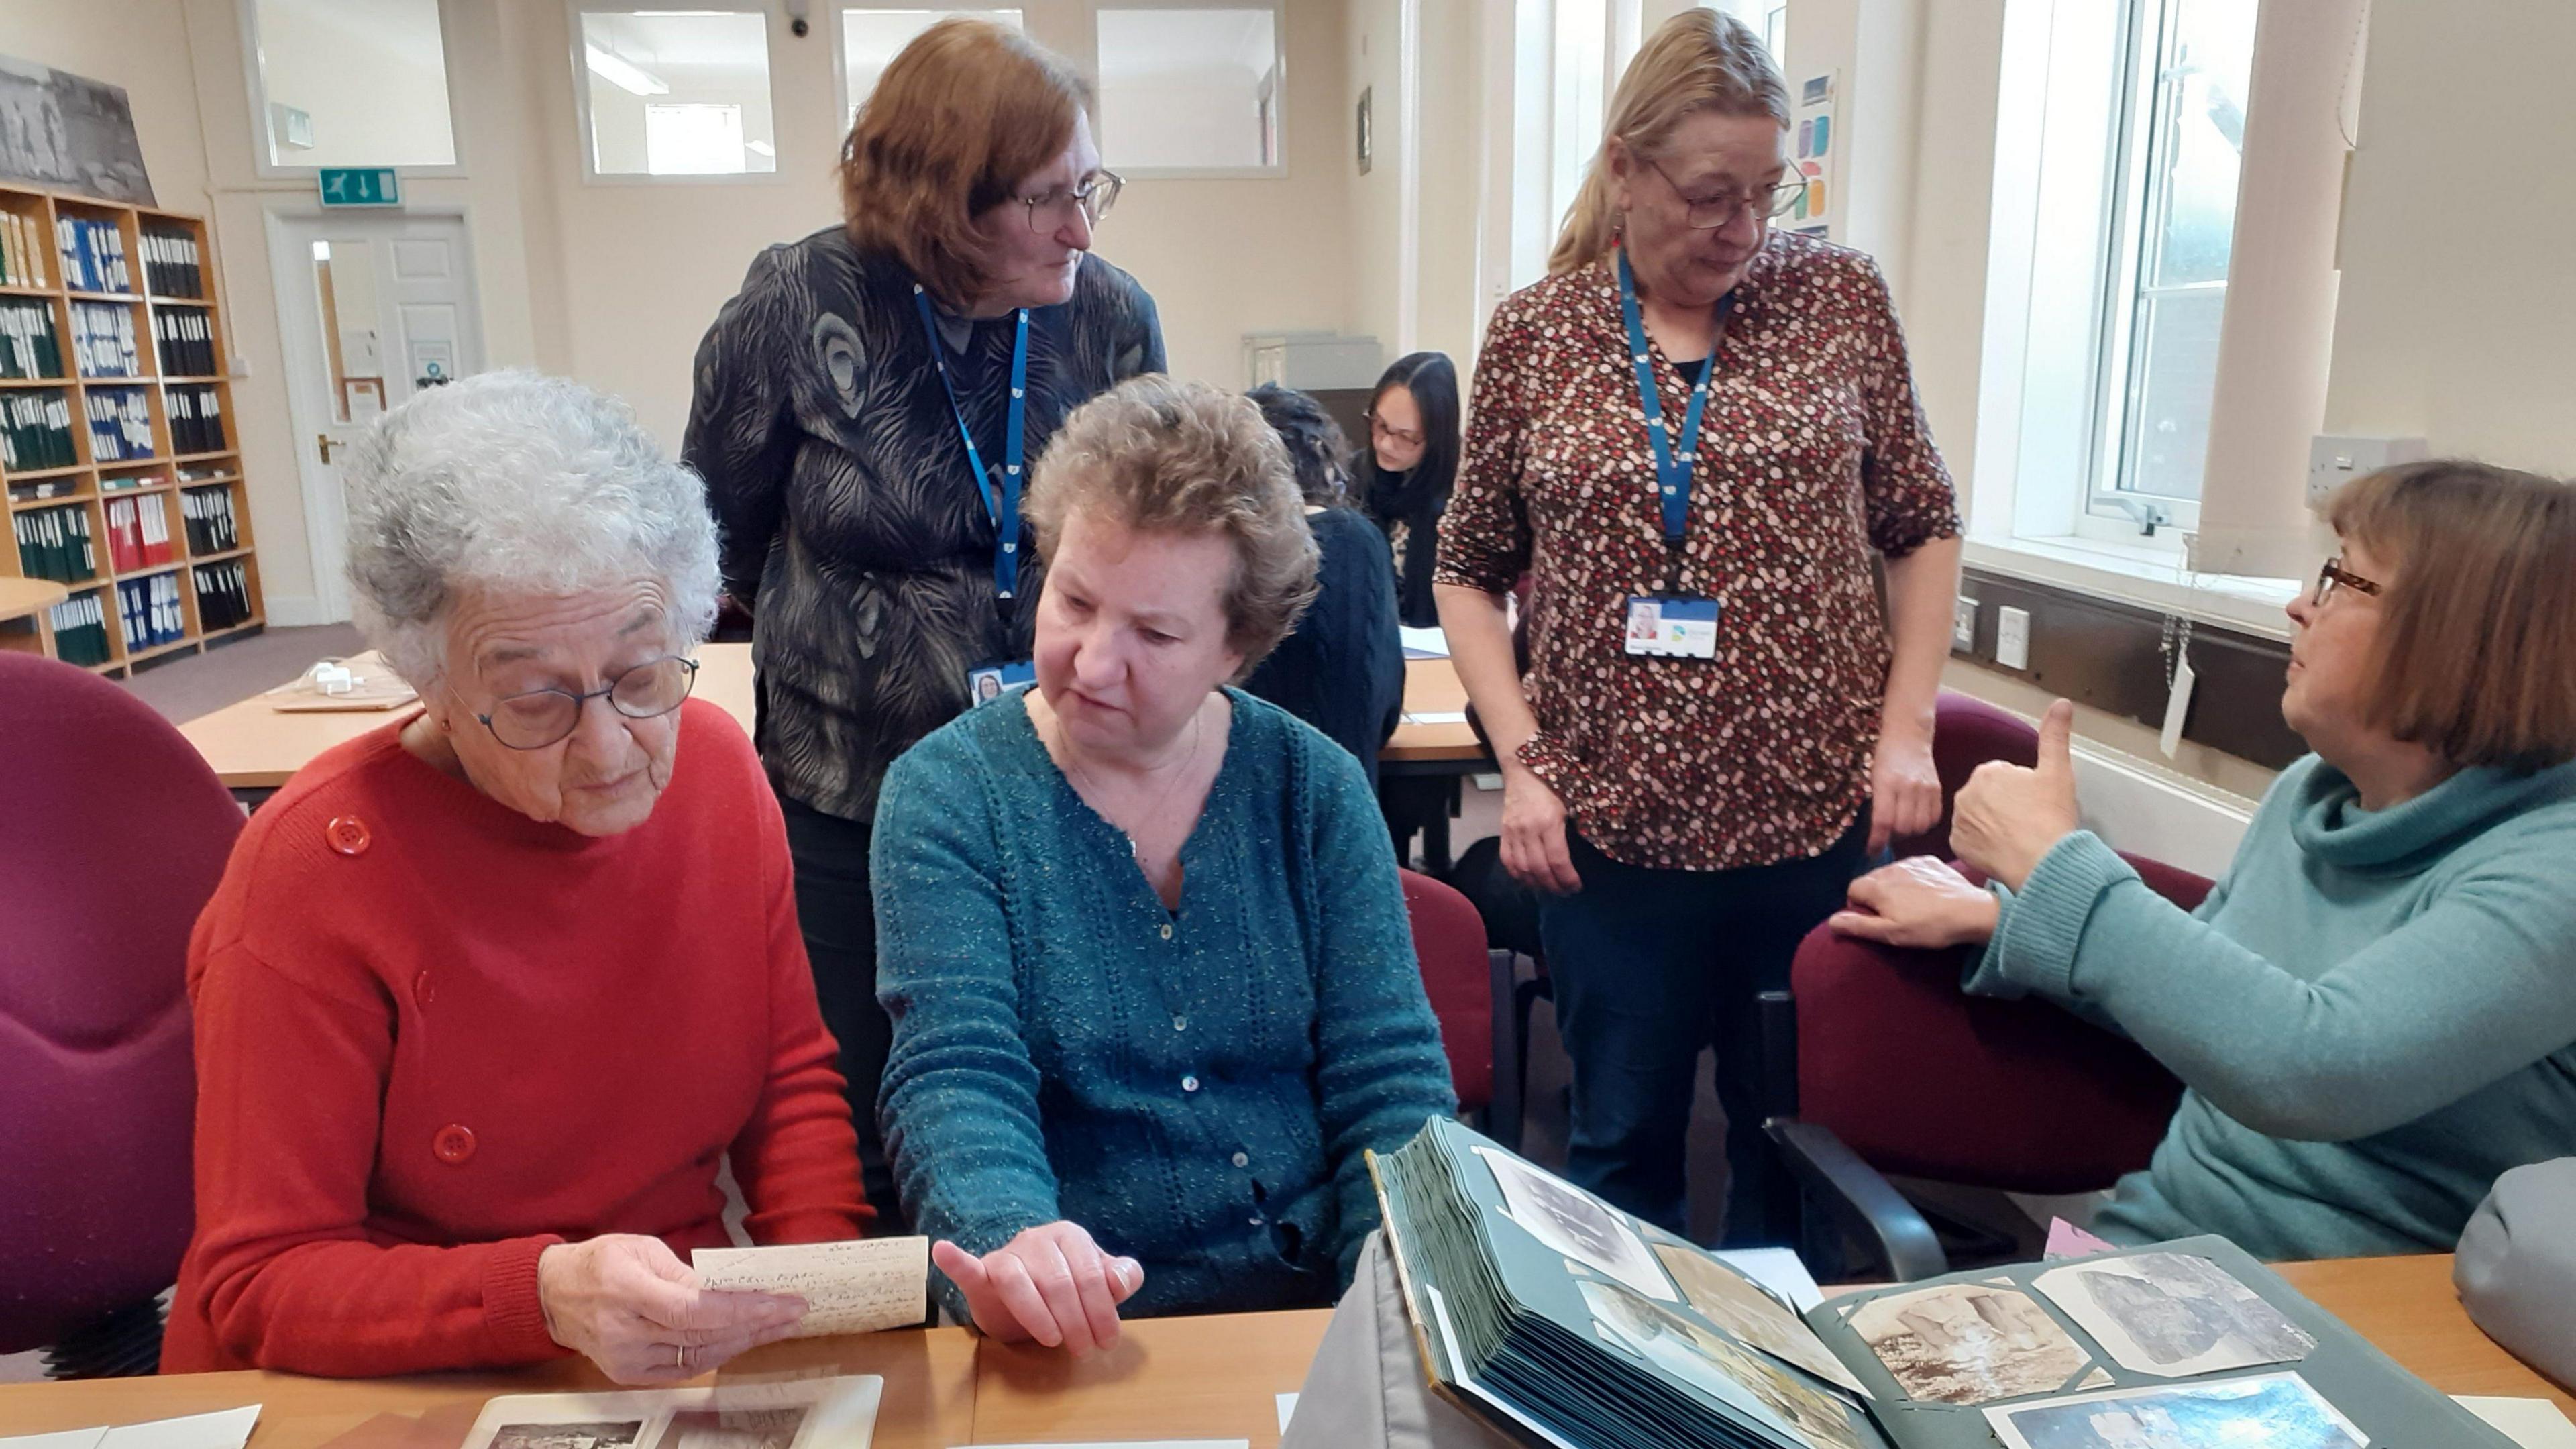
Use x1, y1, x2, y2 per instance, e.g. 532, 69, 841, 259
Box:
1972, 754, 2576, 1259
871, 688, 1456, 1319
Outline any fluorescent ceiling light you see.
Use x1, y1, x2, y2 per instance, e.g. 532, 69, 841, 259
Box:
585, 43, 669, 95
745, 140, 775, 156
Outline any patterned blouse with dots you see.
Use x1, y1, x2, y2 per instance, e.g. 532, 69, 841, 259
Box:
1434, 231, 1961, 873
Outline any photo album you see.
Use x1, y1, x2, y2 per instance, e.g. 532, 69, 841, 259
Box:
454, 1375, 882, 1449
1366, 1118, 2514, 1449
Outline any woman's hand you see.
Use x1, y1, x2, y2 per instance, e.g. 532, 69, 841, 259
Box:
537, 1235, 807, 1385
1951, 700, 2084, 890
1499, 765, 1582, 894
1867, 725, 1943, 855
1831, 857, 2002, 949
933, 1222, 1144, 1356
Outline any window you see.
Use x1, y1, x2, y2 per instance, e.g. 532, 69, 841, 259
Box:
248, 0, 458, 169
576, 8, 777, 180
840, 8, 1025, 131
1994, 0, 2255, 547
1094, 6, 1284, 174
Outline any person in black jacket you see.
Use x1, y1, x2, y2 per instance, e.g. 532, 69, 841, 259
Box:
1241, 384, 1405, 790
683, 18, 1163, 1230
1357, 352, 1460, 629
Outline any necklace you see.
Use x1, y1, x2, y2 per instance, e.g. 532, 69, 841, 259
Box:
1056, 702, 1208, 860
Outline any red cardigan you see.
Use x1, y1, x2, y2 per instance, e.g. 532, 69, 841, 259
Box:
162, 700, 869, 1376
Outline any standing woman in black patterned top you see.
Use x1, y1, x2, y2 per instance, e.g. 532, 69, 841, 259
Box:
684, 18, 1163, 1229
1434, 9, 1960, 1243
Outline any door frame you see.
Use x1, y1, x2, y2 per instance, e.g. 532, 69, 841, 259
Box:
263, 202, 486, 623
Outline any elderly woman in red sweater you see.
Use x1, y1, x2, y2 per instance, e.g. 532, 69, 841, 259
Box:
163, 370, 870, 1381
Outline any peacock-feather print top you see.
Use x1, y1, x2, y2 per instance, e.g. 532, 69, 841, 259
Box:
685, 226, 1164, 822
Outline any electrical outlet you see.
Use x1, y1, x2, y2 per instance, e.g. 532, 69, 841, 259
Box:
1996, 606, 2031, 671
1952, 596, 1978, 653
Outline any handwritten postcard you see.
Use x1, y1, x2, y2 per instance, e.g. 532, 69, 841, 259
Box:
693, 1237, 930, 1338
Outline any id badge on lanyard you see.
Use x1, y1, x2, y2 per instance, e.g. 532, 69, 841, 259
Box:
916, 284, 1036, 694
1615, 249, 1729, 663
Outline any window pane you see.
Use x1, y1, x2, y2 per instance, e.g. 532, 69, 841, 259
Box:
1097, 8, 1283, 170
842, 9, 1025, 130
2121, 288, 2226, 502
2148, 0, 2256, 288
253, 0, 457, 168
581, 11, 777, 177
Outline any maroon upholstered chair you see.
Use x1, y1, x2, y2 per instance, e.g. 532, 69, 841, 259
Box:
0, 653, 241, 1375
1892, 691, 2043, 863
1760, 853, 2213, 1281
1399, 869, 1520, 1148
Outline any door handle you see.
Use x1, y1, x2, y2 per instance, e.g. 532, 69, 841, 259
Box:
317, 433, 337, 464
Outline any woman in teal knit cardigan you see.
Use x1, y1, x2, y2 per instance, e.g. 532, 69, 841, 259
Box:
1833, 460, 2576, 1260
873, 375, 1456, 1354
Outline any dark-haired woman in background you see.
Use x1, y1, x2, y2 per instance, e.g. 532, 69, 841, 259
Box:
1359, 352, 1460, 629
1242, 384, 1405, 790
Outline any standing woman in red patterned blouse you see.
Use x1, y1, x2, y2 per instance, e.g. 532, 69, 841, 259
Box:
1434, 8, 1962, 1243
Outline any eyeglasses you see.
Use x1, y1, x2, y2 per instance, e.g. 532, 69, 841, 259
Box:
2311, 556, 2383, 608
1643, 154, 1807, 228
1367, 412, 1424, 448
1020, 170, 1124, 233
474, 656, 699, 751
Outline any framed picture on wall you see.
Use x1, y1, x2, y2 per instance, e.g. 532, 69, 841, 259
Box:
1356, 85, 1373, 175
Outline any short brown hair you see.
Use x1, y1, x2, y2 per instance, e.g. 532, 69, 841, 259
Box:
1026, 376, 1320, 670
839, 19, 1091, 306
2328, 459, 2576, 771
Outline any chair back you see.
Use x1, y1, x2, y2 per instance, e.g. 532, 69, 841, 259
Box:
1892, 692, 2041, 861
1789, 855, 2210, 1196
1399, 869, 1494, 1114
0, 654, 241, 1353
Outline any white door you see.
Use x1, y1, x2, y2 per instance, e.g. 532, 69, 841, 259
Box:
268, 213, 484, 621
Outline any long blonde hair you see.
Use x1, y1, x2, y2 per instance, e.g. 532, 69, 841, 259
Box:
1548, 9, 1790, 276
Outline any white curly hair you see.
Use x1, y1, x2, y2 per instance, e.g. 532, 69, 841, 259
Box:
342, 369, 720, 688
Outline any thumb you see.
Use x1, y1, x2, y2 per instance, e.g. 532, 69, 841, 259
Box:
2037, 699, 2076, 775
1109, 1257, 1145, 1303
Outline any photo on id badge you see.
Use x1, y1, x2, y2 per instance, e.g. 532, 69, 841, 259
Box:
1625, 596, 1719, 660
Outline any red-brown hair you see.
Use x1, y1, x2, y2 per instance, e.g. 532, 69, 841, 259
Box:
2328, 460, 2576, 771
839, 18, 1091, 306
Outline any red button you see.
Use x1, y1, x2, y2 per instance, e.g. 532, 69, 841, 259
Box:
414, 971, 436, 1007
326, 816, 372, 856
432, 1124, 477, 1164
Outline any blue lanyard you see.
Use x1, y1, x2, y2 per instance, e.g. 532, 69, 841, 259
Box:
1615, 250, 1723, 560
914, 284, 1030, 603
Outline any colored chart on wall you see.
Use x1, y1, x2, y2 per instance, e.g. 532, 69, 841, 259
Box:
1792, 70, 1837, 237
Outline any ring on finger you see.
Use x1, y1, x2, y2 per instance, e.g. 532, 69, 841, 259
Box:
674, 1342, 687, 1371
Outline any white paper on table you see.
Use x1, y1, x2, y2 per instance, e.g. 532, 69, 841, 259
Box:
1399, 626, 1450, 658
1708, 1246, 1825, 1313
0, 1430, 107, 1449
2457, 1396, 2576, 1449
1274, 1393, 1298, 1432
0, 1407, 264, 1449
692, 1236, 928, 1337
1399, 710, 1468, 726
970, 1443, 1249, 1448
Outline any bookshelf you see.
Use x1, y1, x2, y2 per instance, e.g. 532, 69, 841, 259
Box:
0, 182, 264, 676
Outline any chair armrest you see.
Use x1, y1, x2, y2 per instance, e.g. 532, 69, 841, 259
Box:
1764, 1118, 1950, 1283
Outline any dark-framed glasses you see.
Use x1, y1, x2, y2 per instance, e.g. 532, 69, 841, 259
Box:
1645, 154, 1807, 229
476, 655, 700, 751
2312, 556, 2383, 608
1366, 411, 1424, 448
1022, 170, 1124, 233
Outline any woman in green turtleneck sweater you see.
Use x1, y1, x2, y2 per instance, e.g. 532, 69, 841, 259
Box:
1831, 460, 2576, 1260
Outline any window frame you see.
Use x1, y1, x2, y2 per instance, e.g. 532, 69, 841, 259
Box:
237, 0, 470, 179
566, 0, 786, 188
831, 4, 1030, 138
1089, 0, 1290, 180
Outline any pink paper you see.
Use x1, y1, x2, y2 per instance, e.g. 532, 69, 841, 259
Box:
2045, 1217, 2118, 1260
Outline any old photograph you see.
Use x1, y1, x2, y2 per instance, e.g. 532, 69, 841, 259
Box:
1651, 1242, 1869, 1396
0, 54, 153, 203
1847, 1282, 2092, 1405
489, 1424, 643, 1449
1582, 1279, 1866, 1449
2035, 1252, 2318, 1379
1986, 1372, 2366, 1449
647, 1409, 805, 1449
1474, 1146, 1676, 1303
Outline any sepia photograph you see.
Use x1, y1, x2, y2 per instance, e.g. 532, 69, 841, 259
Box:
1847, 1282, 2092, 1405
647, 1409, 805, 1449
1474, 1146, 1677, 1303
490, 1424, 643, 1449
1651, 1242, 1869, 1396
1985, 1372, 2366, 1449
2034, 1252, 2318, 1379
1583, 1279, 1866, 1449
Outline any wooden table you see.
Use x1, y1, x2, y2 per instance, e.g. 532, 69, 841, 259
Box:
177, 643, 1487, 798
0, 1258, 2559, 1447
0, 575, 69, 623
